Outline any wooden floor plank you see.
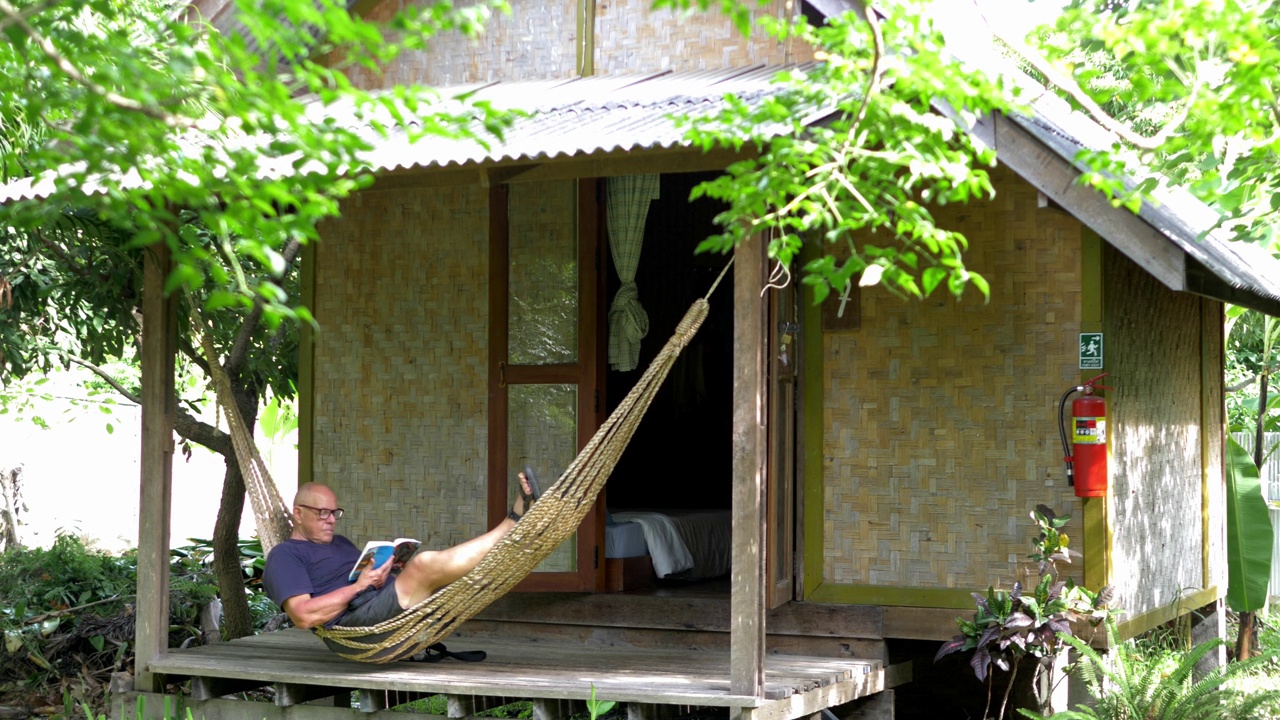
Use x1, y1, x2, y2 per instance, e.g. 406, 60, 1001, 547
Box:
148, 629, 883, 710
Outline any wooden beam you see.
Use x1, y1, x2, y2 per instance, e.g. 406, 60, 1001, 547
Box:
731, 234, 769, 700
192, 677, 270, 701
989, 114, 1186, 293
275, 684, 347, 708
299, 240, 316, 487
136, 243, 177, 692
742, 671, 882, 720
532, 699, 585, 720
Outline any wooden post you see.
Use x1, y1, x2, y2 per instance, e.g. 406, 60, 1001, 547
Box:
730, 234, 768, 701
135, 243, 177, 692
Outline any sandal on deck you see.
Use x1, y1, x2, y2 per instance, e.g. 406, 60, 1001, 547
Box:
507, 466, 543, 522
408, 643, 487, 663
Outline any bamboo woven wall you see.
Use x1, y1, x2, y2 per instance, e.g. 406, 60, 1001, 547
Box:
346, 1, 578, 88
342, 0, 810, 89
1104, 246, 1208, 617
595, 0, 812, 72
822, 165, 1083, 591
311, 184, 491, 551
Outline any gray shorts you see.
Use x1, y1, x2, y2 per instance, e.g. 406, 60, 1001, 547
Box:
322, 582, 405, 655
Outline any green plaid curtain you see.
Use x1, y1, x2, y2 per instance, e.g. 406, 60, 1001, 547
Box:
607, 174, 660, 371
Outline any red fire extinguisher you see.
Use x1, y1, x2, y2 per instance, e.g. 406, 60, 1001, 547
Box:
1059, 373, 1111, 498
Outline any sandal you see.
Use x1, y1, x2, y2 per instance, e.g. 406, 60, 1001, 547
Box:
508, 466, 542, 521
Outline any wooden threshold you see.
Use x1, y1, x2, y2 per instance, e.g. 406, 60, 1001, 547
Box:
147, 629, 883, 719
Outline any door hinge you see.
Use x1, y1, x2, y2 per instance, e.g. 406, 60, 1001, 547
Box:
594, 545, 599, 569
594, 389, 600, 415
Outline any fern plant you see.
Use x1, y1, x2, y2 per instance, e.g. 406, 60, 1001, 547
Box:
1027, 619, 1280, 720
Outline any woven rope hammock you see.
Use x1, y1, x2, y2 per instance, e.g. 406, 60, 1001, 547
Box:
196, 281, 718, 663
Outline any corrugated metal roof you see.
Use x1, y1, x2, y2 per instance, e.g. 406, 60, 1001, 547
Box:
335, 65, 809, 173
0, 65, 811, 204
927, 8, 1280, 315
1006, 84, 1280, 315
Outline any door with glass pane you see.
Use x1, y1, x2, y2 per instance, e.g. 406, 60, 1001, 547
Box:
487, 180, 604, 592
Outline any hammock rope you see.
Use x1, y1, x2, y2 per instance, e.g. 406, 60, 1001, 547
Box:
200, 261, 727, 663
194, 319, 292, 553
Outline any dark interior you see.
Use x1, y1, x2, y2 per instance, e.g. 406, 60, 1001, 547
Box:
604, 171, 734, 512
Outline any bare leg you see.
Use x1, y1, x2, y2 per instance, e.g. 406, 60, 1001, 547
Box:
393, 472, 532, 608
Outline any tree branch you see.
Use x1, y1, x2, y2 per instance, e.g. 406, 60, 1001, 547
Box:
67, 356, 141, 405
174, 407, 232, 456
0, 0, 188, 126
179, 334, 213, 377
989, 28, 1199, 152
225, 239, 303, 377
67, 355, 232, 455
1228, 374, 1259, 393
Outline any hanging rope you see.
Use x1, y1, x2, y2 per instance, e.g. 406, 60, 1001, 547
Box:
200, 257, 732, 662
191, 315, 293, 554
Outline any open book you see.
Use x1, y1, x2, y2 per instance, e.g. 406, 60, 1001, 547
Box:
348, 538, 421, 582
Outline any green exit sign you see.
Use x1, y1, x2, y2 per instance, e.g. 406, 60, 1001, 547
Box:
1079, 333, 1103, 369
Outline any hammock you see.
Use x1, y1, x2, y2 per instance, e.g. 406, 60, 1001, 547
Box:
197, 289, 715, 663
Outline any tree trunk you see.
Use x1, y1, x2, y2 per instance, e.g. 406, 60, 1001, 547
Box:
211, 380, 261, 640
1255, 370, 1269, 470
0, 465, 22, 552
213, 459, 253, 639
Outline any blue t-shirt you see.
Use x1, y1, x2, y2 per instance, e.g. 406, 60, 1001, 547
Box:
263, 536, 361, 624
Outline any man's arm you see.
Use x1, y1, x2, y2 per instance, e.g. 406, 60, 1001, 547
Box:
282, 559, 394, 629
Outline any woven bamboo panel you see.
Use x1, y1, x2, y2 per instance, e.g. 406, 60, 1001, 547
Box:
345, 1, 577, 89
596, 0, 814, 73
1104, 247, 1205, 617
311, 183, 491, 551
822, 165, 1084, 591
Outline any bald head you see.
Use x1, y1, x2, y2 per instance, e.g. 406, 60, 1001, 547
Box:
294, 482, 335, 508
290, 482, 341, 543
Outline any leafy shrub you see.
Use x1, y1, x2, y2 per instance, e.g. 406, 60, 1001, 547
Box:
1033, 620, 1280, 720
937, 506, 1113, 720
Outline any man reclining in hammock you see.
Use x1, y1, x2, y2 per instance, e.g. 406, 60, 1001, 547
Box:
263, 472, 540, 640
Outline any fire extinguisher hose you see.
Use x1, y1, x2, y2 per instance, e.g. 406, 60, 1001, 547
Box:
1058, 386, 1078, 487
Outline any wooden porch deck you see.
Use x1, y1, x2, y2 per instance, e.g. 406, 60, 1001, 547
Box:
143, 628, 883, 720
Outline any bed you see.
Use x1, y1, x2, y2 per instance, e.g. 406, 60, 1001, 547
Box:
603, 509, 732, 590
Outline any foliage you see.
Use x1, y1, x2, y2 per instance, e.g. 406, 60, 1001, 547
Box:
0, 536, 270, 711
937, 506, 1113, 720
1032, 619, 1280, 720
1224, 437, 1273, 615
586, 685, 617, 720
1224, 310, 1279, 465
69, 694, 198, 720
0, 0, 517, 326
656, 0, 1012, 304
0, 536, 135, 700
1032, 0, 1280, 252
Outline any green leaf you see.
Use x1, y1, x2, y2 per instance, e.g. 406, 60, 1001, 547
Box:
1225, 437, 1273, 613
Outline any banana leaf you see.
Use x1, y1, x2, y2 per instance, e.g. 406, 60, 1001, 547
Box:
1226, 437, 1274, 613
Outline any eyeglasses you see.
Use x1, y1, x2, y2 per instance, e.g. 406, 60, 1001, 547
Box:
297, 504, 345, 520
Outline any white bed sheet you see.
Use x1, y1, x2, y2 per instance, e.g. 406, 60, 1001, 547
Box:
610, 511, 694, 577
608, 509, 731, 580
605, 520, 648, 559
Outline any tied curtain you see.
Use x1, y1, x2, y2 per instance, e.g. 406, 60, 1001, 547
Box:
607, 174, 661, 371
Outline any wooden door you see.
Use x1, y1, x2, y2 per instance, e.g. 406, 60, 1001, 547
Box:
767, 278, 798, 608
488, 179, 606, 592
